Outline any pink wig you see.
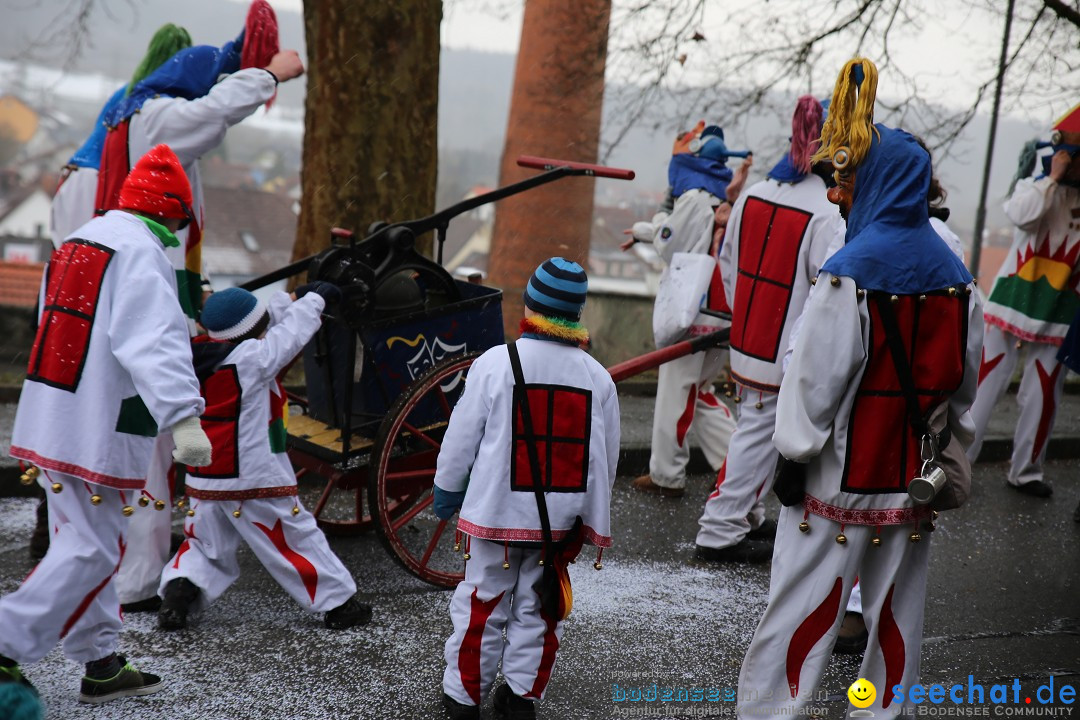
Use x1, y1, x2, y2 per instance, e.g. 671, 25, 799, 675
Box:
790, 95, 824, 175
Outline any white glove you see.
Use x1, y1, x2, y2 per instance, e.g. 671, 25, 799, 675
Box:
171, 416, 213, 467
631, 221, 654, 243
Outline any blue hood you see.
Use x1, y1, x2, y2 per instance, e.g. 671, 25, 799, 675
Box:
821, 124, 972, 294
105, 38, 243, 126
767, 152, 807, 184
668, 153, 732, 200
68, 86, 127, 169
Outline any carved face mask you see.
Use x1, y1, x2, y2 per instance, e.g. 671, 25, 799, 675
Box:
827, 168, 855, 221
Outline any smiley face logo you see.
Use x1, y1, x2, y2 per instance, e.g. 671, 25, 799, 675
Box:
848, 678, 876, 708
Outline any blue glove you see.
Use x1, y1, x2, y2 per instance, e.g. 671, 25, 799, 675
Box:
295, 281, 342, 306
433, 486, 467, 521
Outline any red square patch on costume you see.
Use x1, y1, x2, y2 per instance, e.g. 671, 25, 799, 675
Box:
189, 365, 242, 478
511, 384, 591, 493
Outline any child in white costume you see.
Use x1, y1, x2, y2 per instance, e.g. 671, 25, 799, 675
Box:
434, 259, 620, 720
157, 285, 371, 632
737, 63, 983, 718
0, 144, 211, 704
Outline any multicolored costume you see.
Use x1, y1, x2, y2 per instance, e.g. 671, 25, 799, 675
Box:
159, 290, 357, 620
737, 60, 983, 718
696, 96, 843, 554
967, 104, 1080, 491
435, 260, 619, 715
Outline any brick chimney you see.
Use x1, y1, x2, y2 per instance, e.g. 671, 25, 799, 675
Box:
486, 0, 611, 336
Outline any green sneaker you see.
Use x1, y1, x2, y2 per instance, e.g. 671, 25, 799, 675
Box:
78, 658, 162, 705
0, 663, 37, 694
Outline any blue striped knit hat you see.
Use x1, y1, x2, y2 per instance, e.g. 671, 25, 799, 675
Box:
201, 287, 267, 341
523, 257, 588, 321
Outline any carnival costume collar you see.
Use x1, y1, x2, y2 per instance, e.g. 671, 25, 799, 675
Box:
766, 152, 807, 184
135, 215, 180, 249
519, 315, 590, 349
668, 153, 732, 200
105, 38, 244, 126
821, 124, 972, 294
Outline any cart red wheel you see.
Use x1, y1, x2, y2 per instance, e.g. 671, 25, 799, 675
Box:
290, 453, 374, 536
370, 351, 482, 588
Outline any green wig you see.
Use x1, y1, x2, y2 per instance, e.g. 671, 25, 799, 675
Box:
126, 23, 193, 96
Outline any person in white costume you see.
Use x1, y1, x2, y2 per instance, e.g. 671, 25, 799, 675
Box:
694, 96, 843, 564
157, 285, 371, 632
434, 259, 619, 720
625, 125, 751, 498
94, 5, 305, 611
737, 60, 982, 718
966, 107, 1080, 498
0, 144, 211, 704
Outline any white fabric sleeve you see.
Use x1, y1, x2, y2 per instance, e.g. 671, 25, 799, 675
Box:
782, 225, 845, 373
242, 292, 324, 385
108, 246, 205, 431
949, 286, 985, 450
718, 194, 746, 305
602, 381, 621, 489
774, 274, 865, 461
266, 290, 294, 326
1003, 176, 1057, 233
433, 351, 495, 493
654, 192, 715, 265
140, 69, 278, 167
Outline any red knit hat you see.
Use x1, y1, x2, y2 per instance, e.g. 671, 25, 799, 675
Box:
117, 144, 195, 225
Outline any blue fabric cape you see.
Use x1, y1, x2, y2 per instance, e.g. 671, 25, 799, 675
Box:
104, 37, 243, 126
821, 124, 972, 294
766, 152, 806, 184
668, 153, 733, 200
68, 86, 126, 169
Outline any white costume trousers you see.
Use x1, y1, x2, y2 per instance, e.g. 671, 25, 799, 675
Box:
649, 348, 735, 489
738, 506, 931, 718
443, 539, 563, 706
159, 495, 355, 613
115, 432, 174, 604
967, 325, 1066, 486
0, 471, 127, 664
696, 392, 777, 548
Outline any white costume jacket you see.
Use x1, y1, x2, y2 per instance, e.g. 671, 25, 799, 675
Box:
983, 176, 1080, 345
721, 175, 843, 391
775, 273, 983, 525
10, 211, 204, 489
184, 292, 324, 499
434, 338, 620, 547
51, 168, 100, 249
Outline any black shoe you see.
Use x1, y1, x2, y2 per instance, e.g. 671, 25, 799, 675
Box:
1009, 480, 1052, 498
78, 657, 162, 705
747, 518, 777, 541
325, 595, 373, 629
158, 578, 200, 631
442, 692, 480, 720
694, 539, 773, 564
121, 596, 162, 613
29, 500, 49, 561
0, 662, 37, 695
834, 612, 869, 655
493, 683, 536, 720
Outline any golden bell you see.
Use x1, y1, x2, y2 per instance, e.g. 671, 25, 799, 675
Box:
593, 561, 604, 570
724, 390, 733, 398
810, 276, 818, 286
926, 522, 936, 532
187, 509, 195, 517
1015, 340, 1023, 349
918, 294, 927, 303
754, 402, 763, 410
138, 497, 150, 507
890, 294, 899, 304
910, 532, 922, 543
154, 500, 166, 511
835, 533, 847, 545
830, 276, 841, 287
19, 473, 33, 486
232, 509, 242, 519
463, 553, 471, 561
538, 559, 545, 566
964, 286, 972, 296
25, 466, 40, 479
453, 542, 461, 552
121, 506, 134, 517
292, 506, 300, 516
856, 289, 866, 300
733, 396, 742, 404
176, 499, 186, 509
502, 562, 510, 570
90, 494, 102, 505
948, 287, 958, 297
871, 536, 882, 547
932, 510, 939, 520
50, 482, 63, 494
798, 521, 810, 533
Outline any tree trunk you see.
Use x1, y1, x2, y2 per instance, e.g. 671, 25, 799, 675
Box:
487, 0, 612, 335
295, 0, 441, 265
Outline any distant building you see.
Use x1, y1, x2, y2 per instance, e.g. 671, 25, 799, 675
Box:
200, 186, 297, 294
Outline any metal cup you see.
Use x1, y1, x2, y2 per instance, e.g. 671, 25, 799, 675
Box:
908, 465, 947, 505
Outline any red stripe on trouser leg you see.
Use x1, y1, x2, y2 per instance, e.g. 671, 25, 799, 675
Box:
524, 608, 560, 699
459, 589, 505, 704
786, 576, 842, 698
1032, 360, 1062, 463
61, 535, 126, 638
707, 460, 728, 500
978, 349, 1005, 386
878, 584, 906, 709
253, 519, 319, 603
676, 384, 697, 448
698, 390, 719, 408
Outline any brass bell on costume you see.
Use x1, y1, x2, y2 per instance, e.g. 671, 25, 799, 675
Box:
138, 497, 150, 507
502, 561, 510, 570
890, 295, 899, 304
754, 401, 763, 410
830, 276, 841, 287
799, 521, 810, 533
948, 287, 958, 297
176, 499, 186, 509
871, 536, 882, 547
50, 482, 63, 493
292, 506, 300, 516
154, 500, 166, 511
90, 494, 102, 505
232, 509, 242, 519
19, 466, 39, 485
733, 396, 742, 404
918, 294, 927, 303
835, 533, 847, 545
463, 553, 471, 561
187, 509, 195, 517
121, 506, 134, 517
593, 561, 603, 570
453, 542, 461, 552
910, 532, 922, 543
